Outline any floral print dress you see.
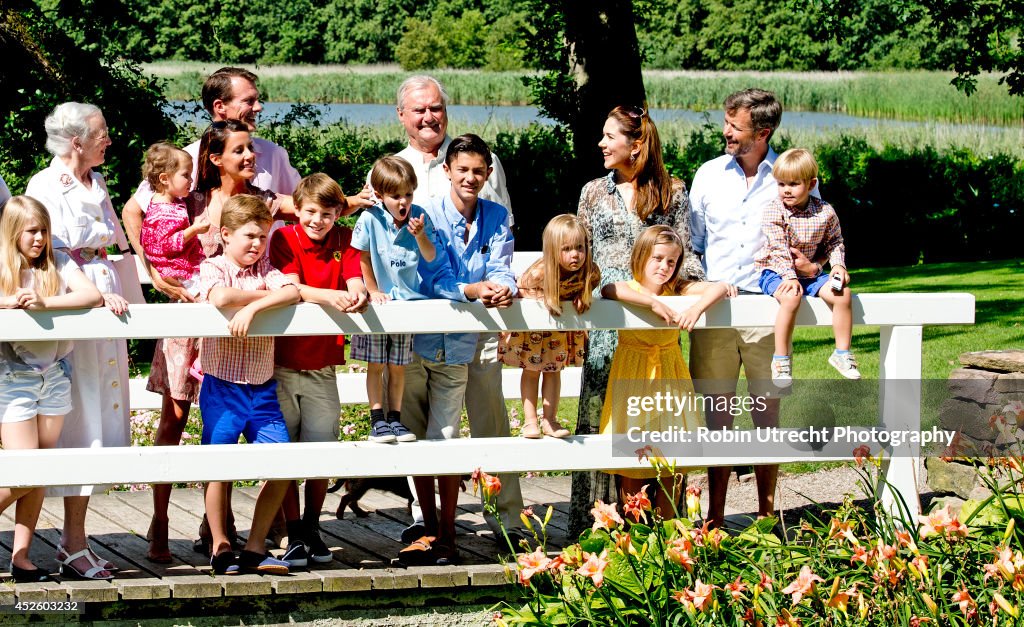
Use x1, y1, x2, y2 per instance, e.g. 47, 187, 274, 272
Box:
499, 258, 601, 371
569, 171, 705, 536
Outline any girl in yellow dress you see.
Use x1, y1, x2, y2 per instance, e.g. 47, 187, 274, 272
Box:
500, 215, 600, 438
599, 225, 735, 514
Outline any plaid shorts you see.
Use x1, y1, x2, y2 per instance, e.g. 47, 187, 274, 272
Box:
350, 333, 414, 365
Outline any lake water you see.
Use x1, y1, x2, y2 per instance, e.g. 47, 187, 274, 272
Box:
168, 101, 984, 132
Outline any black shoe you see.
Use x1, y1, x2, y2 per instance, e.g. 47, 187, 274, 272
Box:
11, 563, 54, 583
401, 523, 426, 544
281, 542, 308, 568
368, 421, 397, 443
210, 551, 239, 575
306, 531, 333, 564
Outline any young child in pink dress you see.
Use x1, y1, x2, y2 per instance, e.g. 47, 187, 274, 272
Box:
140, 142, 210, 297
499, 214, 600, 438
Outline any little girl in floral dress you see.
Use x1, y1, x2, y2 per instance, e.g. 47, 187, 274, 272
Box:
499, 214, 600, 438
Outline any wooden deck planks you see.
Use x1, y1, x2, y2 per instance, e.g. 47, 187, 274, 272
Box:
0, 477, 572, 603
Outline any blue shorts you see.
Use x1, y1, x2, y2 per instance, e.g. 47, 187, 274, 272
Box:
198, 375, 290, 445
759, 269, 830, 297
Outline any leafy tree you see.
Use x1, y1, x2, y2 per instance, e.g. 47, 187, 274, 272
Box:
1, 1, 176, 202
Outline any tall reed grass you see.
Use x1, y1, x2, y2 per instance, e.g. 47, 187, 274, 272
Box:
151, 64, 1024, 126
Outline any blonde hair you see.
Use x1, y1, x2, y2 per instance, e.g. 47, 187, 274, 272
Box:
221, 194, 272, 231
0, 196, 61, 297
540, 214, 594, 316
370, 156, 417, 197
773, 148, 818, 182
294, 173, 348, 215
630, 225, 684, 294
142, 142, 191, 192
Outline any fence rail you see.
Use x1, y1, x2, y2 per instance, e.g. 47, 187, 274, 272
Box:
0, 293, 976, 519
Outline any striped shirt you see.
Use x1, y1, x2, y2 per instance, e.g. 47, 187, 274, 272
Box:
198, 255, 294, 384
755, 196, 846, 280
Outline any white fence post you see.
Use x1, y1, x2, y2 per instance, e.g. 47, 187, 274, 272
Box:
877, 325, 924, 522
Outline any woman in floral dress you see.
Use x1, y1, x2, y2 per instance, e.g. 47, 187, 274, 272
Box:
569, 106, 705, 536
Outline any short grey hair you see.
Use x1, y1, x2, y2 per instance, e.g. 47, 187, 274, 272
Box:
396, 75, 449, 111
44, 102, 104, 158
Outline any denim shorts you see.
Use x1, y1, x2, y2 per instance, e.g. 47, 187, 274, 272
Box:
198, 374, 290, 445
759, 269, 830, 297
0, 362, 73, 423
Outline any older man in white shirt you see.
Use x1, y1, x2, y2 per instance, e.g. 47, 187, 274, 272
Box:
689, 88, 821, 529
391, 75, 514, 225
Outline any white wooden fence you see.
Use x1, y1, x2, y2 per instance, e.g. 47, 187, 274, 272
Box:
0, 266, 975, 519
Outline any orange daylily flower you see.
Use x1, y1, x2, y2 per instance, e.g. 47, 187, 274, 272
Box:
666, 537, 697, 572
623, 485, 651, 524
724, 575, 748, 601
852, 445, 870, 466
951, 585, 976, 616
590, 500, 624, 532
576, 549, 609, 587
471, 468, 502, 499
516, 547, 552, 586
781, 565, 824, 605
918, 504, 968, 541
828, 518, 859, 545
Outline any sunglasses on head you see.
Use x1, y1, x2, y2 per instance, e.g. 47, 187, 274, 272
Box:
624, 106, 646, 120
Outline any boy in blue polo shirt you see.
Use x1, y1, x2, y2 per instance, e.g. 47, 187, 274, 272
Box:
351, 156, 445, 443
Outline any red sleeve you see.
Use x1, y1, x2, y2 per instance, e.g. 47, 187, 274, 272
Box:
269, 226, 301, 280
338, 227, 362, 282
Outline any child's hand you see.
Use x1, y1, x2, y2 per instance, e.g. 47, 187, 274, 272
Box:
102, 292, 129, 315
573, 295, 590, 314
14, 287, 42, 309
228, 305, 257, 337
369, 290, 390, 305
832, 267, 850, 287
650, 299, 679, 325
194, 221, 211, 234
722, 283, 739, 298
775, 278, 802, 296
344, 288, 370, 313
677, 305, 705, 331
407, 214, 425, 237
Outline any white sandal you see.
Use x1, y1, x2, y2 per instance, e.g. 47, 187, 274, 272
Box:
57, 545, 114, 580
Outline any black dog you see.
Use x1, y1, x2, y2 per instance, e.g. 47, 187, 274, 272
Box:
328, 477, 415, 519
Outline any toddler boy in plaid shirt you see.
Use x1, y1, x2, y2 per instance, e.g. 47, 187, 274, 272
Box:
197, 194, 300, 575
754, 148, 860, 387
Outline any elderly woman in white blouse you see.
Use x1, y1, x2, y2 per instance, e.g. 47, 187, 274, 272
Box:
25, 102, 132, 580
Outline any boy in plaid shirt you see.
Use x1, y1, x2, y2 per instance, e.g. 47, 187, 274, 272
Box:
754, 148, 860, 387
197, 194, 300, 574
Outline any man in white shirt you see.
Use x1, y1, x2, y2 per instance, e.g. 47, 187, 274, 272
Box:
689, 89, 820, 529
391, 75, 514, 225
121, 67, 304, 302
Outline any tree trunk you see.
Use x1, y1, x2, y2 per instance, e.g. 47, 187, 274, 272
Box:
563, 0, 647, 185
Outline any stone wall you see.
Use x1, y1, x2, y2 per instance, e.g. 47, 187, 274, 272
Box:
926, 349, 1024, 501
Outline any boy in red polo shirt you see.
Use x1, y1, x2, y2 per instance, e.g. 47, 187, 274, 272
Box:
269, 173, 367, 567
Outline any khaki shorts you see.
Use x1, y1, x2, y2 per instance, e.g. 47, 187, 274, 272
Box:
273, 365, 341, 442
689, 327, 777, 397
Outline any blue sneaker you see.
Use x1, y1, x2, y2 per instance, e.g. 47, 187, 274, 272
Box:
369, 421, 397, 443
390, 421, 417, 442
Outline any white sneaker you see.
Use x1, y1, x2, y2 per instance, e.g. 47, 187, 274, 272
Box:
829, 351, 862, 379
771, 356, 792, 388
